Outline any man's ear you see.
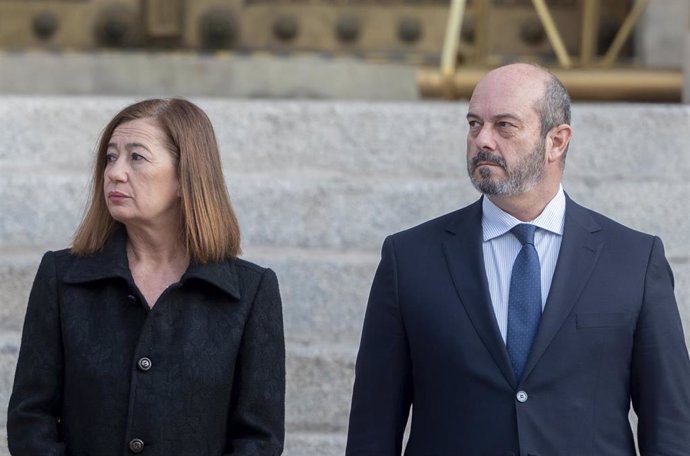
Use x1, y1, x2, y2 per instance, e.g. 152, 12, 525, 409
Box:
547, 124, 572, 163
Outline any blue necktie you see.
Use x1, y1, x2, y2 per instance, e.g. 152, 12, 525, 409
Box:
507, 223, 542, 381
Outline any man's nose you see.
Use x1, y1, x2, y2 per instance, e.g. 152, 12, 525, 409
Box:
473, 125, 497, 151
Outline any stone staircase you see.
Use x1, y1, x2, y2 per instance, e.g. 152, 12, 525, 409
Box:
1, 98, 689, 455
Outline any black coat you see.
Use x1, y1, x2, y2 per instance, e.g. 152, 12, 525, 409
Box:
7, 227, 285, 456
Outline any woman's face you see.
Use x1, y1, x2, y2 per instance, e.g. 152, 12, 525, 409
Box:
103, 118, 181, 229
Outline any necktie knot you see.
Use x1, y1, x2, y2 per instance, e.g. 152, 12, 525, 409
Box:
511, 223, 537, 246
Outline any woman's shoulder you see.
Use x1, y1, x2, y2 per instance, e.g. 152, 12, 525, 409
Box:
229, 257, 279, 288
29, 248, 82, 285
231, 257, 276, 279
37, 248, 78, 269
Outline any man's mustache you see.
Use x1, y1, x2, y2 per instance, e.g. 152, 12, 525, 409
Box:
471, 150, 507, 171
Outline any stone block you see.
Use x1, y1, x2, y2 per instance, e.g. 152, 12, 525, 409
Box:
0, 332, 20, 428
0, 172, 478, 250
0, 98, 468, 178
286, 343, 356, 433
231, 175, 476, 251
0, 255, 38, 332
1, 249, 377, 341
569, 105, 690, 181
245, 250, 377, 344
563, 180, 690, 260
0, 52, 418, 101
0, 96, 116, 170
0, 173, 89, 249
3, 99, 690, 182
204, 100, 467, 179
0, 427, 6, 456
284, 432, 347, 456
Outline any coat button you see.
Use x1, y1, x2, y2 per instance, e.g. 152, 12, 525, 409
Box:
137, 357, 152, 372
516, 390, 528, 403
129, 438, 144, 453
127, 294, 137, 304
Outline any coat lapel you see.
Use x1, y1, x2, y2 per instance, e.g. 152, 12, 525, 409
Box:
62, 224, 241, 300
442, 198, 517, 388
521, 196, 604, 381
63, 224, 132, 285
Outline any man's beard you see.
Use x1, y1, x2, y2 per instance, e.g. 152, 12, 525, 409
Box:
467, 137, 546, 196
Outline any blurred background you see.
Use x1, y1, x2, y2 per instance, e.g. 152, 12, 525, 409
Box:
1, 1, 689, 455
0, 0, 687, 100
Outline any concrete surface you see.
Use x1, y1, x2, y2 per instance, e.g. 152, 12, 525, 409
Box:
636, 0, 688, 68
1, 98, 689, 455
0, 52, 420, 100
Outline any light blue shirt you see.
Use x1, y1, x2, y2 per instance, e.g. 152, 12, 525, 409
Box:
481, 186, 566, 343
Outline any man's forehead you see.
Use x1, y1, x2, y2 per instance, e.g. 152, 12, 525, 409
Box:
468, 70, 546, 119
467, 92, 539, 121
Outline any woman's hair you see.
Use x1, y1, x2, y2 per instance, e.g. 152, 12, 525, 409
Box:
71, 98, 241, 262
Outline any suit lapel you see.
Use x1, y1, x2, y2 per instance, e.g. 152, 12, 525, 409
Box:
443, 199, 517, 388
521, 196, 604, 381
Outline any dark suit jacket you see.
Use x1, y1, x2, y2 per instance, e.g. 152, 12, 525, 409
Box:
346, 196, 690, 456
7, 226, 285, 456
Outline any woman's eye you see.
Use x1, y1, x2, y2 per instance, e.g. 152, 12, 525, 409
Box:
131, 153, 144, 161
105, 153, 117, 163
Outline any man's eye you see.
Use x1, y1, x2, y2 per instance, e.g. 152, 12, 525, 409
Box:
498, 121, 514, 128
468, 120, 481, 128
131, 153, 144, 161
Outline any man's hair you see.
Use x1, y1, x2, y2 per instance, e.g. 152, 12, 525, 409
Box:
536, 72, 571, 138
532, 69, 571, 164
72, 98, 241, 262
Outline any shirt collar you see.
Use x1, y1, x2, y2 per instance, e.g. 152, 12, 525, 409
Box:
481, 185, 566, 242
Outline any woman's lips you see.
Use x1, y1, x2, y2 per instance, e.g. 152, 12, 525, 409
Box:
107, 191, 129, 201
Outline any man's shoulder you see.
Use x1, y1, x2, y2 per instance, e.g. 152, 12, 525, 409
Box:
388, 198, 482, 245
566, 197, 657, 243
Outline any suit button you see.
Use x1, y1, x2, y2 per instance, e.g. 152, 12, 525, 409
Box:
129, 438, 144, 453
127, 294, 137, 304
516, 390, 528, 403
137, 357, 152, 372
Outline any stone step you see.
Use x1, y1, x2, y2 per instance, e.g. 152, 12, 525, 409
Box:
0, 171, 471, 250
1, 98, 688, 182
1, 171, 688, 257
0, 53, 419, 101
0, 249, 377, 342
4, 247, 689, 344
0, 332, 357, 433
284, 432, 347, 456
1, 98, 688, 455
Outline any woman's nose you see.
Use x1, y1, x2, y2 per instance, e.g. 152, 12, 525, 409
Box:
105, 157, 128, 182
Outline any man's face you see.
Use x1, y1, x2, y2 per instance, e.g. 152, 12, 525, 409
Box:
465, 67, 548, 197
467, 134, 545, 196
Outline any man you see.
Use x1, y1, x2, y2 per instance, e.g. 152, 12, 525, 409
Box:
346, 63, 690, 456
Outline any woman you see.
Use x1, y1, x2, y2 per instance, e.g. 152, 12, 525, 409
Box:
7, 99, 285, 456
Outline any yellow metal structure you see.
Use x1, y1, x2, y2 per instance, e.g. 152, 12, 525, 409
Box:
418, 67, 683, 102
0, 0, 631, 62
418, 0, 682, 101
